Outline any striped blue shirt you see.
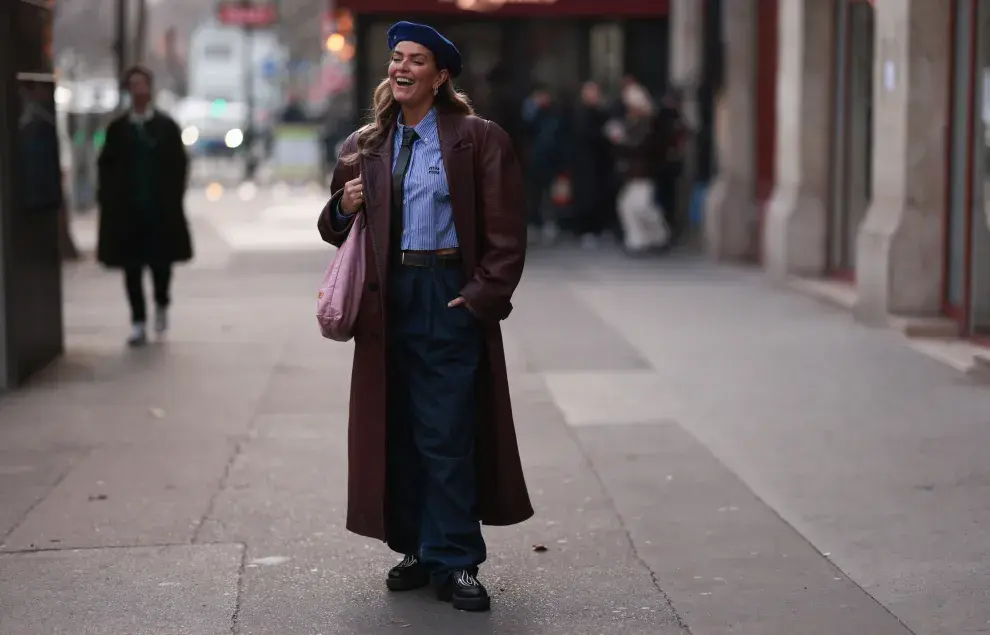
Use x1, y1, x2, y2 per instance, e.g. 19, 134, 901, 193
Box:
334, 108, 458, 251
394, 108, 458, 250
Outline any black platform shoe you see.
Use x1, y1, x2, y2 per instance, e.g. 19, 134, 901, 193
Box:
386, 555, 430, 591
436, 570, 491, 612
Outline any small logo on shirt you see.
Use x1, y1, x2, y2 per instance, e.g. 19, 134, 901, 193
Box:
428, 166, 441, 175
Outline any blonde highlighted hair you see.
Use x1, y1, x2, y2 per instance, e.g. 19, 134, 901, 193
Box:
340, 77, 474, 166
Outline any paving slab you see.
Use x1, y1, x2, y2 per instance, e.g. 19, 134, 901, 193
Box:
0, 449, 81, 541
236, 539, 685, 635
578, 421, 913, 635
228, 455, 682, 635
505, 279, 650, 373
0, 543, 242, 635
2, 439, 234, 550
562, 253, 990, 635
196, 414, 351, 547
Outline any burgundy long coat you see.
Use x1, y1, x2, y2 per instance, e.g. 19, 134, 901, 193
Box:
317, 108, 535, 543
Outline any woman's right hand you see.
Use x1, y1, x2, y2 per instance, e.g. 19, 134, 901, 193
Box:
340, 175, 364, 214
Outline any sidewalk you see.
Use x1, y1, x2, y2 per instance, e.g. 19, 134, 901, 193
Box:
1, 197, 987, 634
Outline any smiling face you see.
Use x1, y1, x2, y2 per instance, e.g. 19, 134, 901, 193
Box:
388, 41, 448, 107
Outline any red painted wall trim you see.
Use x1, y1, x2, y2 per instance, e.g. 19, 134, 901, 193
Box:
942, 0, 959, 319
942, 0, 978, 333
754, 0, 779, 263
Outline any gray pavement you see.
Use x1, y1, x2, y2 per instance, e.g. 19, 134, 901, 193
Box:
1, 192, 988, 634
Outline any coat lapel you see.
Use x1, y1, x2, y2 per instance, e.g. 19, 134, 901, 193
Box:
437, 112, 476, 270
361, 123, 395, 276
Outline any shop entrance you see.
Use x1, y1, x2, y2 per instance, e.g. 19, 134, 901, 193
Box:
827, 0, 874, 278
946, 0, 990, 339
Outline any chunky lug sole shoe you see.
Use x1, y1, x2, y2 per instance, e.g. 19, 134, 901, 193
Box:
436, 570, 491, 612
386, 555, 430, 591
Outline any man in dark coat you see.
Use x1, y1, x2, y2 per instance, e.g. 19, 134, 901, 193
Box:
97, 66, 192, 346
520, 86, 564, 243
569, 81, 613, 247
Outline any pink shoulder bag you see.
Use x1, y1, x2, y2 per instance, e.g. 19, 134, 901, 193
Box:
317, 211, 367, 342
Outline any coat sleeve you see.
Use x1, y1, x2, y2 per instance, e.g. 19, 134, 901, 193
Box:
317, 132, 360, 248
167, 117, 190, 192
96, 119, 122, 212
459, 120, 527, 322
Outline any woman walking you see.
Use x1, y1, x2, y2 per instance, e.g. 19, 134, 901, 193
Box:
317, 22, 533, 612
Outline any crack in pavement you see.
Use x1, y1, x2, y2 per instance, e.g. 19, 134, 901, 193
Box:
0, 450, 87, 549
230, 542, 248, 635
192, 433, 252, 544
543, 385, 691, 631
191, 356, 282, 545
578, 446, 693, 634
0, 540, 245, 556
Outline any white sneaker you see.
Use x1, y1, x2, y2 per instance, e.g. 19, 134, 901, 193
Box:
541, 222, 560, 245
154, 307, 168, 334
581, 234, 600, 250
127, 323, 148, 347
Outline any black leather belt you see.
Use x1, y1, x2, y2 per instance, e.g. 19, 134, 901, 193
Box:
395, 251, 462, 269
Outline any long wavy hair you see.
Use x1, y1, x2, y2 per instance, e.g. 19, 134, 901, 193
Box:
340, 76, 474, 166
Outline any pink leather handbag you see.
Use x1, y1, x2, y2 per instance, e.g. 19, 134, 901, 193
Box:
317, 212, 367, 342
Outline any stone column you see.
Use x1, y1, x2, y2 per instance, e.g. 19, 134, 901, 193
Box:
668, 0, 703, 124
763, 0, 836, 278
667, 0, 704, 237
704, 0, 757, 260
854, 0, 950, 323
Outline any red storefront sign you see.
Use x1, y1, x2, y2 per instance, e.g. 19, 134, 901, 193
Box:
217, 1, 279, 27
334, 0, 668, 17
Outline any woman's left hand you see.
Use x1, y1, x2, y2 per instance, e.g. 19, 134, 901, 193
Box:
448, 296, 476, 315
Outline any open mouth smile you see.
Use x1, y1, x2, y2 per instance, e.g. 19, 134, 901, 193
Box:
395, 77, 414, 87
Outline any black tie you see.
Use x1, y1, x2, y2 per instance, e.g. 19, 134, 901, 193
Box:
391, 127, 419, 257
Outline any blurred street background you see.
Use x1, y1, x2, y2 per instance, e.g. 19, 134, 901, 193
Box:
1, 0, 990, 634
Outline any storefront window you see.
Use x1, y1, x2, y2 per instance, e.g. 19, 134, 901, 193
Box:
828, 0, 874, 275
590, 23, 623, 95
969, 0, 990, 335
947, 0, 973, 313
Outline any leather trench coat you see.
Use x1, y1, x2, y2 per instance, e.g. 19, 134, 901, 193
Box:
317, 108, 534, 542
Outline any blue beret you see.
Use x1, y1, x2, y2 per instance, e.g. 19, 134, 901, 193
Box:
387, 21, 462, 79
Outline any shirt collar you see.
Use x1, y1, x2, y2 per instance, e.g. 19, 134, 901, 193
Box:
129, 108, 155, 124
396, 108, 438, 143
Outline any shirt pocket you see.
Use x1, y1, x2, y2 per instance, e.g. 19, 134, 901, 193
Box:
430, 158, 451, 202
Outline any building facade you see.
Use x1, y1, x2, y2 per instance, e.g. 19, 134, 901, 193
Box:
334, 0, 670, 126
675, 0, 990, 342
0, 0, 65, 389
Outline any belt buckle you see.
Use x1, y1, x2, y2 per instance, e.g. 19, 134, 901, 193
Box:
400, 251, 426, 268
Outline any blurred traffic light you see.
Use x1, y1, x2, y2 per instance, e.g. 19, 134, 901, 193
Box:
326, 33, 345, 52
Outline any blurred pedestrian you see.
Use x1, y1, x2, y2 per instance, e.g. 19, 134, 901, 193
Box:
520, 85, 565, 244
656, 88, 688, 246
17, 81, 64, 215
613, 83, 669, 254
569, 81, 612, 248
317, 21, 532, 612
96, 66, 192, 346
